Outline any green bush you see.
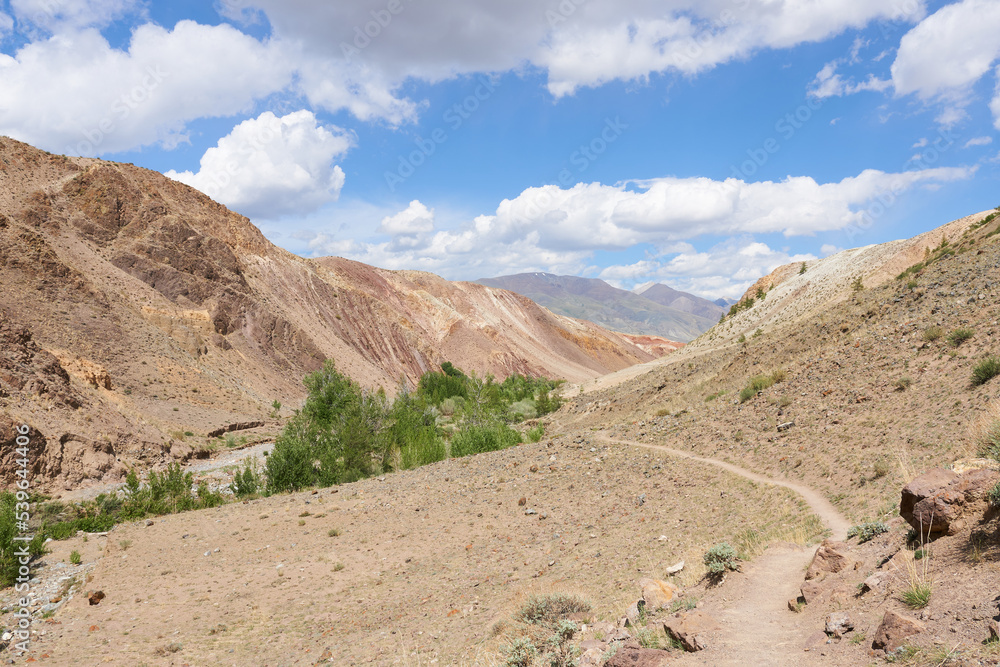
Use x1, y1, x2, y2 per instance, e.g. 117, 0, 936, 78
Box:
526, 424, 545, 443
739, 369, 785, 402
703, 542, 739, 576
503, 637, 537, 667
947, 328, 975, 346
0, 492, 46, 588
69, 550, 81, 565
988, 481, 1000, 508
847, 521, 889, 543
972, 357, 1000, 386
451, 423, 521, 457
509, 399, 537, 421
232, 460, 262, 498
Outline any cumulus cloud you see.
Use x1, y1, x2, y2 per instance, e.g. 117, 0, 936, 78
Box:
10, 0, 139, 32
993, 66, 1000, 130
0, 21, 294, 154
304, 166, 973, 291
892, 0, 1000, 99
245, 0, 925, 99
165, 110, 352, 220
378, 200, 435, 235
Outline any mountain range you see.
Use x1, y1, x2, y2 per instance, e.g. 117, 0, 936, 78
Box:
476, 273, 724, 342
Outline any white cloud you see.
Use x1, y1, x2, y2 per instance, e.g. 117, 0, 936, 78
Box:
0, 21, 294, 154
964, 136, 994, 148
165, 110, 352, 220
303, 166, 973, 289
378, 200, 435, 235
0, 12, 14, 34
892, 0, 1000, 100
993, 66, 1000, 130
820, 243, 842, 255
10, 0, 139, 32
245, 0, 926, 100
809, 60, 891, 98
912, 138, 929, 148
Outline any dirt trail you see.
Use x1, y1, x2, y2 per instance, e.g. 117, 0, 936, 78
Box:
596, 433, 850, 665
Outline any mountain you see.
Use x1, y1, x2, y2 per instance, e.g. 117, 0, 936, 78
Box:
0, 137, 672, 489
713, 296, 737, 308
635, 282, 726, 320
476, 273, 718, 342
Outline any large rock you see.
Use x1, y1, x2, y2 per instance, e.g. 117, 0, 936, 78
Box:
639, 578, 678, 611
662, 610, 719, 652
872, 610, 924, 651
805, 540, 854, 580
900, 467, 1000, 536
825, 612, 854, 638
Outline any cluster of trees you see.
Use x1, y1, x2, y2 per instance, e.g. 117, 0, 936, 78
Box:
265, 361, 563, 493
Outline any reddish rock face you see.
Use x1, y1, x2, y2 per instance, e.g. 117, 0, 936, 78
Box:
900, 467, 1000, 535
805, 540, 854, 580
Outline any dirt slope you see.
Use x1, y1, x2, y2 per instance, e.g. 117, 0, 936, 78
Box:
0, 136, 675, 490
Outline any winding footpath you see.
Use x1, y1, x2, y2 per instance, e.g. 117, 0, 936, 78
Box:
594, 432, 851, 666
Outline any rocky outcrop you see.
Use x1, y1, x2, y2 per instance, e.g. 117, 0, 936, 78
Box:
900, 467, 1000, 536
805, 540, 855, 580
639, 578, 679, 611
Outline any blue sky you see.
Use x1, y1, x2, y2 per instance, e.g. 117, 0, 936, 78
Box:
1, 0, 998, 299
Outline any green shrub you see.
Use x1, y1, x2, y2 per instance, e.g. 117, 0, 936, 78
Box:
451, 423, 521, 457
508, 399, 537, 421
988, 481, 1000, 508
901, 581, 932, 608
847, 521, 890, 543
972, 357, 1000, 386
894, 377, 913, 391
0, 492, 46, 588
739, 369, 786, 402
947, 328, 975, 346
69, 550, 81, 565
851, 275, 865, 292
231, 460, 262, 498
503, 637, 537, 667
703, 542, 739, 576
526, 424, 545, 443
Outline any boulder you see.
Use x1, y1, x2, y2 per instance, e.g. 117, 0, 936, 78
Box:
625, 601, 644, 626
639, 578, 678, 611
805, 540, 853, 580
825, 612, 854, 638
662, 610, 719, 652
900, 467, 1000, 536
579, 647, 606, 667
861, 571, 890, 594
872, 610, 924, 651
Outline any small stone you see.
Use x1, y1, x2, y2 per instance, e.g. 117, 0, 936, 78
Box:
518, 497, 526, 506
825, 612, 854, 638
529, 465, 539, 473
664, 560, 684, 575
88, 591, 105, 606
145, 519, 154, 527
524, 508, 537, 515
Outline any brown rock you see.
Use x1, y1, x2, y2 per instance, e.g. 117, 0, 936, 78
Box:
639, 578, 679, 611
662, 610, 719, 652
803, 630, 828, 651
518, 497, 526, 506
604, 646, 673, 667
872, 610, 924, 651
805, 540, 853, 580
788, 597, 804, 612
579, 647, 606, 667
861, 571, 890, 594
88, 591, 105, 606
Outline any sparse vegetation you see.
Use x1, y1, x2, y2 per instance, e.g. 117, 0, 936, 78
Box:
988, 481, 1000, 508
947, 327, 974, 347
972, 356, 1000, 386
922, 326, 944, 342
739, 369, 786, 402
69, 550, 81, 565
0, 493, 47, 588
518, 593, 591, 627
703, 542, 739, 577
850, 275, 865, 292
847, 521, 889, 543
894, 376, 913, 391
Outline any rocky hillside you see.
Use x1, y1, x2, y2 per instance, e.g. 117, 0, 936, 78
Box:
0, 137, 673, 490
477, 272, 719, 341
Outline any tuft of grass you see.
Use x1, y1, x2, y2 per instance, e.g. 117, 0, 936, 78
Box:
69, 550, 81, 565
947, 328, 975, 347
739, 369, 786, 402
333, 562, 345, 572
972, 357, 1000, 387
922, 326, 944, 342
901, 580, 932, 609
518, 593, 590, 627
894, 376, 913, 391
328, 528, 341, 537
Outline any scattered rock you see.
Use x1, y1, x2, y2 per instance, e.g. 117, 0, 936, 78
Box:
664, 560, 684, 575
805, 540, 853, 580
517, 497, 526, 506
88, 591, 105, 606
872, 610, 925, 651
861, 571, 890, 594
777, 421, 795, 432
662, 610, 719, 652
803, 630, 829, 651
988, 619, 1000, 643
788, 597, 804, 612
639, 578, 678, 611
825, 612, 854, 638
625, 601, 644, 626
